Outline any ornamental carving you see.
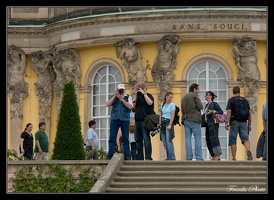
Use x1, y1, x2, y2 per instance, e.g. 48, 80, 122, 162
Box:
232, 36, 261, 113
151, 34, 181, 111
114, 38, 147, 94
7, 45, 29, 119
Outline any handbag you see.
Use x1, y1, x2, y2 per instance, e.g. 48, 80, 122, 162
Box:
201, 114, 206, 127
141, 104, 159, 131
213, 113, 229, 124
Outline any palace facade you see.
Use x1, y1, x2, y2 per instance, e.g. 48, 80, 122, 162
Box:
7, 7, 267, 160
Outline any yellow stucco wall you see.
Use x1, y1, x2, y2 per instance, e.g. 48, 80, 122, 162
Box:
7, 40, 267, 160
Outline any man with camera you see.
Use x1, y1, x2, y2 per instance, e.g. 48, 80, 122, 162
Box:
105, 84, 134, 160
132, 82, 154, 160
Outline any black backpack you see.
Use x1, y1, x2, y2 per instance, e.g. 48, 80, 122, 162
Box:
174, 105, 181, 126
161, 103, 181, 126
232, 96, 250, 122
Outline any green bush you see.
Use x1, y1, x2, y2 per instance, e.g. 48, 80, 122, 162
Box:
10, 164, 101, 192
52, 81, 86, 160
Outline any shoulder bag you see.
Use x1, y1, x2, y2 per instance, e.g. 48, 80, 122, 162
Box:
141, 106, 159, 131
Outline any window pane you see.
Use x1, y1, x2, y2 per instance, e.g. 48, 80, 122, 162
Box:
209, 61, 219, 71
198, 70, 206, 78
218, 79, 227, 89
98, 67, 106, 75
109, 66, 117, 76
209, 70, 217, 78
216, 67, 226, 78
198, 79, 206, 90
189, 68, 199, 78
209, 79, 217, 90
100, 105, 106, 116
196, 61, 206, 71
93, 107, 100, 116
93, 85, 99, 94
217, 91, 227, 101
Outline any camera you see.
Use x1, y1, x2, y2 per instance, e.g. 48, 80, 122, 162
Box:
118, 89, 124, 95
150, 126, 161, 137
137, 91, 142, 96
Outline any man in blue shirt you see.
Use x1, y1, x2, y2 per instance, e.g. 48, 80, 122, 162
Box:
106, 84, 133, 160
85, 120, 99, 160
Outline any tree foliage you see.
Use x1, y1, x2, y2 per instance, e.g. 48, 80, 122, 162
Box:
52, 81, 86, 160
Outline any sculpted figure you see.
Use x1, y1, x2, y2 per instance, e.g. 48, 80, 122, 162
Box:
151, 34, 180, 111
49, 47, 66, 117
59, 48, 82, 87
7, 45, 29, 119
30, 50, 55, 121
232, 36, 260, 82
114, 38, 147, 93
232, 36, 261, 113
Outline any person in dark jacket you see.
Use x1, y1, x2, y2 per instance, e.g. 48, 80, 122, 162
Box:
203, 91, 223, 161
20, 123, 34, 160
256, 130, 266, 159
181, 83, 204, 160
132, 82, 155, 160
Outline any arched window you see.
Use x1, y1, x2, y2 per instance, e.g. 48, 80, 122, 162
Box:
91, 65, 122, 152
188, 59, 229, 160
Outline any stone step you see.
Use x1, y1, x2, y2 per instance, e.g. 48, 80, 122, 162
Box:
113, 176, 266, 182
116, 170, 266, 177
93, 154, 267, 193
105, 186, 267, 193
119, 165, 266, 171
108, 181, 266, 189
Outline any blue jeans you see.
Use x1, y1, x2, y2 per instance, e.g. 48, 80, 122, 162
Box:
108, 119, 130, 159
228, 121, 249, 146
183, 120, 203, 160
130, 142, 137, 160
134, 120, 152, 160
160, 119, 176, 160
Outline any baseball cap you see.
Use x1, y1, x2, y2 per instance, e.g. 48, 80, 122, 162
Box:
117, 84, 125, 89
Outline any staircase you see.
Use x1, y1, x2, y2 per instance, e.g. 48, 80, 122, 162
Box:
91, 153, 267, 193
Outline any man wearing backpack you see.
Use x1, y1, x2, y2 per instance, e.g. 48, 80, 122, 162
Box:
225, 86, 253, 160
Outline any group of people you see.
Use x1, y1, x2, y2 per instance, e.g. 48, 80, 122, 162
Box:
181, 83, 254, 161
20, 122, 49, 160
101, 81, 260, 161
20, 82, 262, 162
86, 82, 263, 161
104, 82, 155, 160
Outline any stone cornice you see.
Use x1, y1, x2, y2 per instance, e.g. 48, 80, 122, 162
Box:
7, 9, 267, 52
7, 10, 266, 36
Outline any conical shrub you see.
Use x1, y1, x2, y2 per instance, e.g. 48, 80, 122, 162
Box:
51, 81, 86, 160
